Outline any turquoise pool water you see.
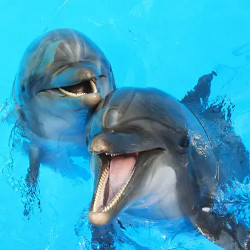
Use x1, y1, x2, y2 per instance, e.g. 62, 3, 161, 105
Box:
0, 1, 250, 249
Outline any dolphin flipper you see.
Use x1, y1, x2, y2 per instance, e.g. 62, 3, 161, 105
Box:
24, 145, 41, 217
190, 210, 249, 250
26, 145, 41, 186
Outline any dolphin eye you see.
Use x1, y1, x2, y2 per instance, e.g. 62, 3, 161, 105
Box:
179, 135, 190, 149
103, 108, 119, 128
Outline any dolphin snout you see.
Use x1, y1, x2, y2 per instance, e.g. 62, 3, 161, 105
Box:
90, 136, 112, 154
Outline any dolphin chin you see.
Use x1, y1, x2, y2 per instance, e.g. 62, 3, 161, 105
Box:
89, 211, 113, 226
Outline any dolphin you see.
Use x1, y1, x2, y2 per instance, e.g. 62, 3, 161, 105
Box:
87, 74, 249, 249
13, 29, 115, 185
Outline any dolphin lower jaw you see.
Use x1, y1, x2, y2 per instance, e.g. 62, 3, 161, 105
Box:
88, 211, 113, 226
89, 152, 139, 225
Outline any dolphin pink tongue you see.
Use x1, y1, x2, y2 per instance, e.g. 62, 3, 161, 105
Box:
107, 153, 137, 204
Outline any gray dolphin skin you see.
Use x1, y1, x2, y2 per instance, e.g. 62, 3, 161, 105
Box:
14, 29, 115, 184
87, 78, 249, 249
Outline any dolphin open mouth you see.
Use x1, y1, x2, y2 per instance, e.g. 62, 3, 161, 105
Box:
91, 152, 139, 214
58, 79, 97, 97
39, 79, 98, 97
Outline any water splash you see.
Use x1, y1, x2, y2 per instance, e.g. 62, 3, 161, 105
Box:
0, 100, 41, 218
208, 95, 236, 124
213, 176, 250, 228
0, 97, 15, 124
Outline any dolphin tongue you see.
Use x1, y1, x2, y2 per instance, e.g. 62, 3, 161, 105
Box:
106, 153, 137, 205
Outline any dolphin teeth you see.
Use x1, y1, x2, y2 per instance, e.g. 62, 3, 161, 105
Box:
101, 153, 120, 157
93, 167, 109, 212
58, 87, 85, 97
90, 79, 97, 93
105, 153, 119, 156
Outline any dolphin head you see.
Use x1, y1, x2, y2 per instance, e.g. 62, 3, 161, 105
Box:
87, 88, 216, 226
14, 29, 115, 141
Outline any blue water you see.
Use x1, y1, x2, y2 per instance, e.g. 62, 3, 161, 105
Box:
0, 1, 250, 249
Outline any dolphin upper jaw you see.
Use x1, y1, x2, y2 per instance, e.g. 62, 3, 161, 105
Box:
89, 131, 167, 156
90, 135, 113, 154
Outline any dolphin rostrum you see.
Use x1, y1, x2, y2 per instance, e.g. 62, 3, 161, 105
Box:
13, 29, 115, 185
87, 75, 249, 249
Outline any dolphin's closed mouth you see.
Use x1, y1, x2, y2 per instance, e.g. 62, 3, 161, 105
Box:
92, 152, 139, 213
58, 79, 97, 97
